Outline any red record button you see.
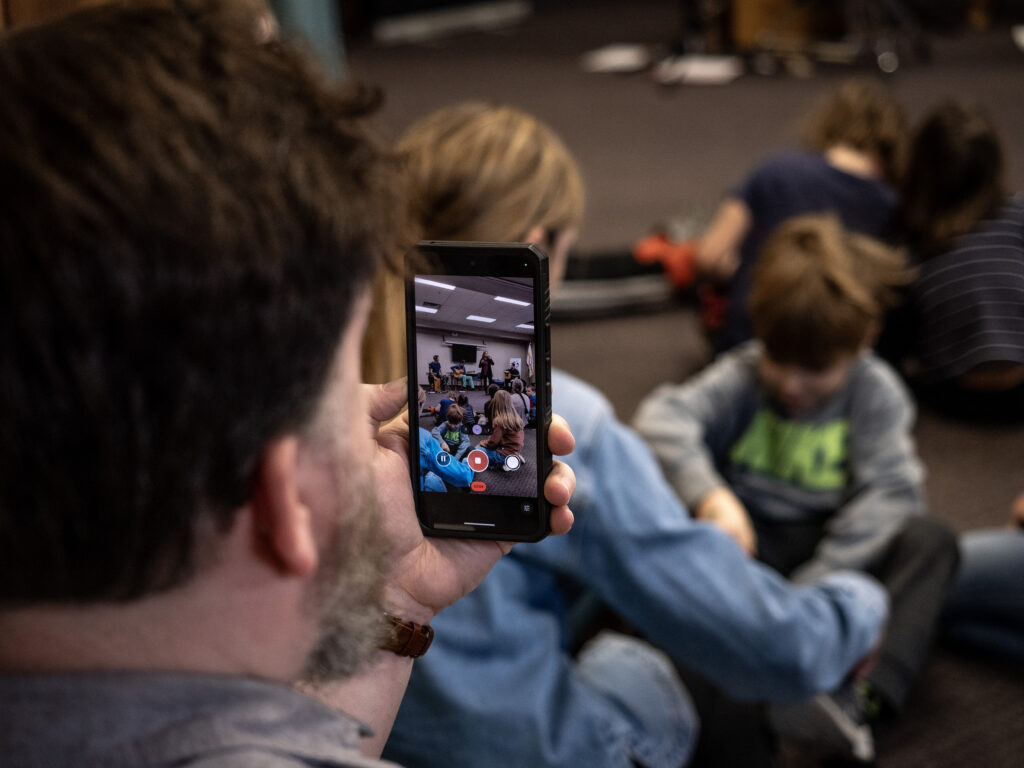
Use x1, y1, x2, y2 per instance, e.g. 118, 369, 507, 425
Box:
467, 449, 489, 472
471, 481, 487, 492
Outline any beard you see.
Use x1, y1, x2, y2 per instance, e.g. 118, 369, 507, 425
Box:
300, 445, 389, 683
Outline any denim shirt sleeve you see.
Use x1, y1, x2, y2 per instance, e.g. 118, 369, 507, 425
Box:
419, 428, 474, 487
527, 370, 888, 702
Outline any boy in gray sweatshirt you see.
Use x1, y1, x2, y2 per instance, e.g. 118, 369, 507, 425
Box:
635, 214, 959, 764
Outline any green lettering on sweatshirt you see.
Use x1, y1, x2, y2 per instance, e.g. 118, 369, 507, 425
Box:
729, 409, 849, 491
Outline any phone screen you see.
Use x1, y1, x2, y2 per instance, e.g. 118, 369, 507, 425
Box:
406, 241, 551, 541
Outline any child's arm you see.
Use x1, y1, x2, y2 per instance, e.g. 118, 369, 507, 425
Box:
791, 361, 925, 583
480, 425, 503, 450
633, 345, 761, 515
697, 487, 757, 556
696, 197, 750, 282
455, 432, 470, 461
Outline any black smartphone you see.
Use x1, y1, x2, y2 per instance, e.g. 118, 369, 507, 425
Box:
406, 241, 552, 541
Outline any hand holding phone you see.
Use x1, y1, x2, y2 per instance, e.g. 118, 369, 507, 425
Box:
406, 241, 552, 541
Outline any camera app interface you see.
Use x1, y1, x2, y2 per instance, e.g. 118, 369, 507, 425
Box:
414, 274, 539, 501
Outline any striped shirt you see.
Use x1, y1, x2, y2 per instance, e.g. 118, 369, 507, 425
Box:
911, 197, 1024, 381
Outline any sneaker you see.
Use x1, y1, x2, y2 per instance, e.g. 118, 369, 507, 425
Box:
768, 684, 875, 764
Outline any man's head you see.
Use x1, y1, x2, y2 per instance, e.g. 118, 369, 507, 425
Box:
0, 1, 398, 674
749, 214, 907, 416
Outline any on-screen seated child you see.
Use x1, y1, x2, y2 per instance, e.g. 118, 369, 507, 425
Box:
635, 213, 960, 760
477, 383, 499, 434
430, 403, 470, 462
456, 393, 476, 433
426, 388, 457, 427
430, 403, 468, 462
476, 389, 524, 470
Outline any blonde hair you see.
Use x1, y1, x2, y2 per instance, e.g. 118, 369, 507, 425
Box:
750, 214, 910, 369
361, 267, 407, 383
803, 78, 908, 185
488, 389, 524, 433
363, 103, 584, 383
398, 102, 584, 243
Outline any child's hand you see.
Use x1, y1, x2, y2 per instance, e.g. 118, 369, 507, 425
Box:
697, 487, 757, 556
440, 443, 451, 454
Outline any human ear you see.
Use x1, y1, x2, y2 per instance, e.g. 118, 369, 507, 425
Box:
251, 437, 318, 578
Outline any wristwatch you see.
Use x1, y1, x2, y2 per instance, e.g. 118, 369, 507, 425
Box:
380, 614, 434, 658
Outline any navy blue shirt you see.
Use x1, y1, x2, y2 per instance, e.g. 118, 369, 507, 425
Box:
437, 396, 454, 420
721, 151, 897, 352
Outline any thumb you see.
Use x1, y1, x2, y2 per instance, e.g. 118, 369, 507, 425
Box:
366, 378, 408, 429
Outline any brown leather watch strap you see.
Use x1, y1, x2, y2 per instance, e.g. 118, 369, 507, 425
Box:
380, 614, 435, 658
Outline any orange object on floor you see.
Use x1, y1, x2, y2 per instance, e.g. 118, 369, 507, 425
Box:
633, 233, 698, 289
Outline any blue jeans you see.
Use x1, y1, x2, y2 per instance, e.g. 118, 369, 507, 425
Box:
942, 528, 1024, 661
575, 631, 697, 768
480, 447, 506, 467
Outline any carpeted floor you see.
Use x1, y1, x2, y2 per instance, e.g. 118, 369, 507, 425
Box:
348, 2, 1024, 765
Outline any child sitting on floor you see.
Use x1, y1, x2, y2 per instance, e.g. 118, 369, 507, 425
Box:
431, 403, 469, 462
635, 213, 959, 763
480, 383, 500, 433
456, 393, 476, 433
896, 101, 1024, 421
477, 389, 524, 471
